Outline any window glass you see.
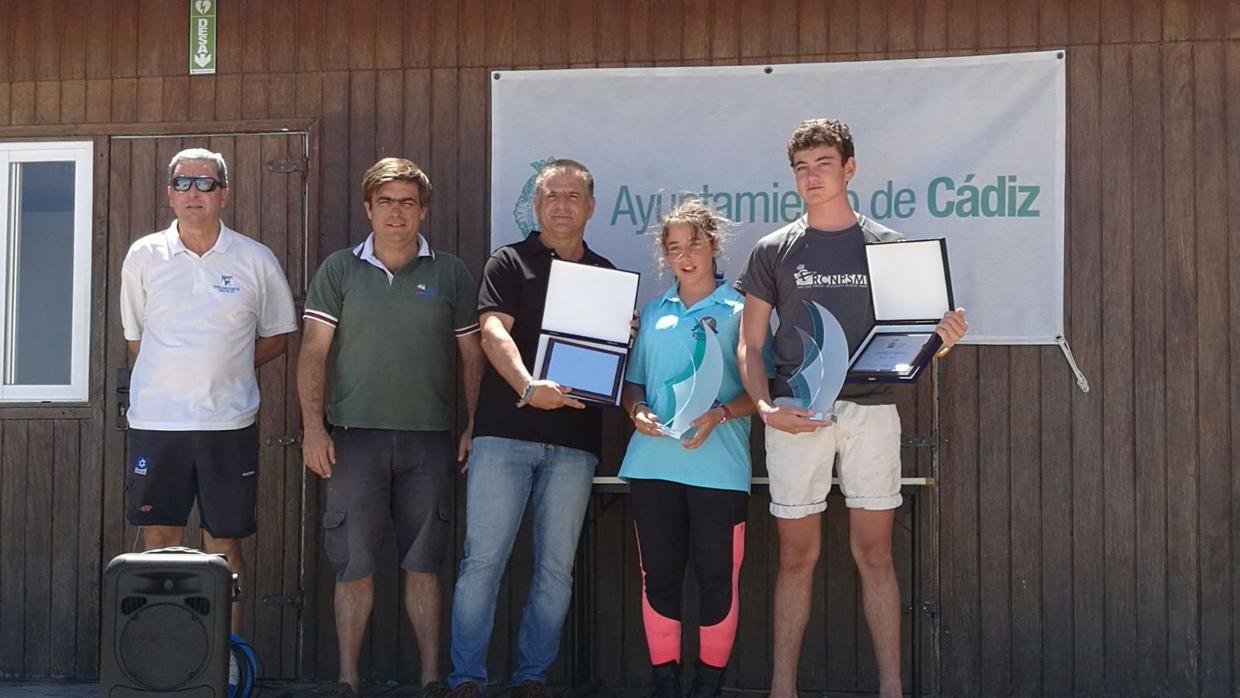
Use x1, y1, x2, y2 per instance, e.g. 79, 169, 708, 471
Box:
7, 161, 76, 386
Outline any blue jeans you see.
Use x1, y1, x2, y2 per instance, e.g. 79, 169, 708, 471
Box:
448, 436, 598, 687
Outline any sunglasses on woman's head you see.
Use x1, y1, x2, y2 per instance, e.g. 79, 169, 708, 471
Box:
170, 175, 225, 193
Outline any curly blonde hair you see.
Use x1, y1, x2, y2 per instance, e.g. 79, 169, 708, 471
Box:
655, 197, 733, 274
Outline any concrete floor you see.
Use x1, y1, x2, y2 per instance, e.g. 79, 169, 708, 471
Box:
0, 682, 420, 697
0, 682, 754, 697
0, 682, 773, 697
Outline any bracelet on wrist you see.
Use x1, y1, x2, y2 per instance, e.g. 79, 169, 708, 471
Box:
519, 380, 536, 403
630, 400, 650, 419
718, 403, 733, 423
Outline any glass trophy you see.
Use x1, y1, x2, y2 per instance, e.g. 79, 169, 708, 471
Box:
775, 300, 849, 422
657, 318, 725, 439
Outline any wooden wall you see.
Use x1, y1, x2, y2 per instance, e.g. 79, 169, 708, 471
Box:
0, 1, 1237, 695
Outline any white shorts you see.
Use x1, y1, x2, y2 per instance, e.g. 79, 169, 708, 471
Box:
764, 401, 903, 518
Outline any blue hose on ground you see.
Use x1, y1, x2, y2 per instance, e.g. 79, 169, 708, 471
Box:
228, 633, 260, 698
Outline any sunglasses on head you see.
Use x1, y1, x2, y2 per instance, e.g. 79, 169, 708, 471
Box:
170, 175, 225, 193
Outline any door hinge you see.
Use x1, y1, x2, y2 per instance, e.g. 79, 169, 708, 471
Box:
266, 157, 308, 173
261, 593, 303, 609
901, 433, 938, 448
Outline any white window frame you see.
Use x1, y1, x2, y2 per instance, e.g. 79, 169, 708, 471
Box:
0, 141, 93, 403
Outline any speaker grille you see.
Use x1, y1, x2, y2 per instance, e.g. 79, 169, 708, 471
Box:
119, 603, 209, 690
119, 597, 147, 614
185, 596, 211, 615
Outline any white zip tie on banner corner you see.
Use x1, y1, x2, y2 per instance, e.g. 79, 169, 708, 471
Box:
1056, 335, 1090, 393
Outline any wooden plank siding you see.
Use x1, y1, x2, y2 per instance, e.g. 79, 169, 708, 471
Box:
0, 1, 1235, 695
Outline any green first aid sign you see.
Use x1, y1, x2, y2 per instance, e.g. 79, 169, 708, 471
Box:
189, 0, 217, 75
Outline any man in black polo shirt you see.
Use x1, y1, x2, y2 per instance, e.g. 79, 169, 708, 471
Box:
446, 159, 614, 698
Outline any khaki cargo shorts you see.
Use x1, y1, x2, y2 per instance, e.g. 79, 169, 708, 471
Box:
765, 401, 902, 518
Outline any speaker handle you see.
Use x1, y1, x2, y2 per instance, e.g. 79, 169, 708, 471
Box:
141, 547, 241, 601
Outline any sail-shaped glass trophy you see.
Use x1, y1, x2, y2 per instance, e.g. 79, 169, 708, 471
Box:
774, 300, 849, 422
657, 318, 725, 439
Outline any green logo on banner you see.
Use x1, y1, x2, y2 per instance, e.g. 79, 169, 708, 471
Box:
513, 157, 556, 237
189, 0, 217, 75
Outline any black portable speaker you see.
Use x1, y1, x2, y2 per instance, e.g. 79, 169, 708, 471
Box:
100, 547, 236, 697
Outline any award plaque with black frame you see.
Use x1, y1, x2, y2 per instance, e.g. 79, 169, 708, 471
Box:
846, 238, 954, 384
532, 259, 640, 406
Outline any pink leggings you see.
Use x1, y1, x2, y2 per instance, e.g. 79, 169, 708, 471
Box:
630, 478, 747, 668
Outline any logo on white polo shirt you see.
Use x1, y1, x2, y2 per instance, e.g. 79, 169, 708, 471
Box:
213, 273, 240, 294
134, 457, 148, 476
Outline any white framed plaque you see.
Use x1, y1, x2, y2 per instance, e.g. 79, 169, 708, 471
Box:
847, 238, 954, 384
533, 259, 640, 405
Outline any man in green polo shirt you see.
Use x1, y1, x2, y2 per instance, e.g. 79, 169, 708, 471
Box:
297, 158, 484, 698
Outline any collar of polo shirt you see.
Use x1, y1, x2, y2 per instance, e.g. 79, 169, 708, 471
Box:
352, 232, 434, 280
164, 221, 235, 257
527, 230, 596, 259
659, 278, 737, 311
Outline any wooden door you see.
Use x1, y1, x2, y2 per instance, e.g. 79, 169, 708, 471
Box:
102, 132, 308, 678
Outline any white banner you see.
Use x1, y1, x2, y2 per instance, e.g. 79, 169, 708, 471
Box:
491, 52, 1066, 344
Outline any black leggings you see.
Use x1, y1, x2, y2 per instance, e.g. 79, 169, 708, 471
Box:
630, 478, 747, 668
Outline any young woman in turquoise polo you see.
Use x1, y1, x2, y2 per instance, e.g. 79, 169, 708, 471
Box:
619, 199, 761, 698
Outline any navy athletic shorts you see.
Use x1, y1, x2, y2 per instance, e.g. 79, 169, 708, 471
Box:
125, 424, 260, 539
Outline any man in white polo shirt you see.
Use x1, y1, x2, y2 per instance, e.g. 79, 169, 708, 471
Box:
120, 147, 298, 633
